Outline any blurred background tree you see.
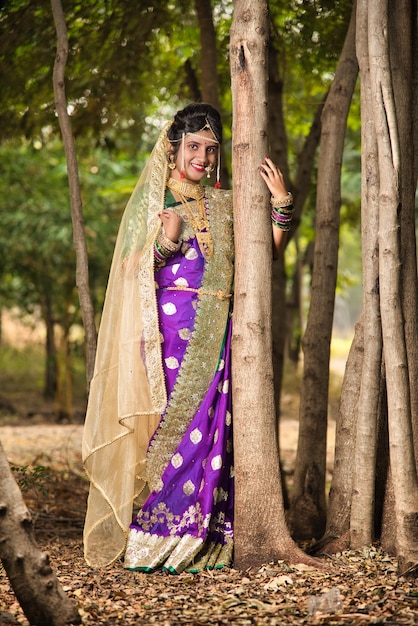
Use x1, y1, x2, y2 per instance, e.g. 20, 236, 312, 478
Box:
0, 0, 360, 416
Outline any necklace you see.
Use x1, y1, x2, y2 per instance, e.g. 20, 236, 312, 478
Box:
166, 177, 213, 259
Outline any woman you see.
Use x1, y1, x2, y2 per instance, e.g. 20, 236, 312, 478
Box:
83, 103, 292, 573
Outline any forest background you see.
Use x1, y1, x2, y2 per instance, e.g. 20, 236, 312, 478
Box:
0, 0, 417, 624
0, 0, 361, 416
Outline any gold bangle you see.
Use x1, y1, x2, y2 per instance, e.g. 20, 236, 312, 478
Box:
270, 192, 293, 208
157, 231, 181, 253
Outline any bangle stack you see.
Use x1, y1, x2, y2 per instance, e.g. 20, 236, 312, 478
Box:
270, 192, 294, 232
154, 231, 181, 264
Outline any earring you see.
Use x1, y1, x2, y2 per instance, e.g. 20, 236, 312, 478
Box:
167, 153, 176, 170
180, 133, 185, 179
205, 164, 214, 178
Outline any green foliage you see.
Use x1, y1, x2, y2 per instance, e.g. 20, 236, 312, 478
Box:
0, 0, 362, 394
11, 464, 51, 496
0, 136, 144, 334
0, 0, 208, 145
269, 0, 355, 165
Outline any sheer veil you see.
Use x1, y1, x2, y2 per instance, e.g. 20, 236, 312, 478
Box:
82, 123, 172, 567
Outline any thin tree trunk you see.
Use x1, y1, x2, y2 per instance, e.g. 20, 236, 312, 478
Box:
0, 443, 81, 625
230, 0, 315, 570
272, 98, 324, 390
268, 52, 291, 413
195, 0, 221, 111
268, 44, 290, 184
381, 0, 418, 558
270, 77, 324, 409
43, 291, 58, 400
51, 0, 97, 389
312, 318, 363, 554
289, 4, 358, 540
350, 0, 382, 548
368, 0, 418, 574
389, 0, 418, 465
195, 0, 229, 188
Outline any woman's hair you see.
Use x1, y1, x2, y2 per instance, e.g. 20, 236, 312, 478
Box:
167, 103, 223, 152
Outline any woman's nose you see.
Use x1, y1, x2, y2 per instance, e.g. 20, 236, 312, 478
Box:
197, 146, 207, 162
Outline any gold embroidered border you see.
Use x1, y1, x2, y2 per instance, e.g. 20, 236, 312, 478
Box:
124, 530, 233, 573
146, 188, 234, 491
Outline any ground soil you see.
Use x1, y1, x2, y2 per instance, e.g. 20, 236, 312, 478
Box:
0, 412, 417, 625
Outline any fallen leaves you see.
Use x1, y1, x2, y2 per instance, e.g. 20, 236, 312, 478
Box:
1, 529, 417, 625
0, 435, 417, 625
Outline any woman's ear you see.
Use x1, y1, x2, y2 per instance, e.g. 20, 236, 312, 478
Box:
167, 142, 179, 161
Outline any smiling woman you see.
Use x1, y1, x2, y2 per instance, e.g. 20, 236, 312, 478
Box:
83, 103, 235, 574
82, 102, 291, 575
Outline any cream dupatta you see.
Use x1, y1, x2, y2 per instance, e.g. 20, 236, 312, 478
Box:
82, 125, 171, 567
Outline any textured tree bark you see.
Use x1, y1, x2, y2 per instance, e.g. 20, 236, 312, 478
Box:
349, 0, 382, 548
51, 0, 97, 389
367, 0, 418, 575
0, 443, 81, 625
382, 0, 418, 561
288, 3, 358, 540
388, 0, 418, 469
318, 0, 418, 569
269, 75, 324, 410
311, 318, 363, 554
230, 0, 316, 570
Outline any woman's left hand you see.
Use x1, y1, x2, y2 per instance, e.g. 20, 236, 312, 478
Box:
259, 157, 288, 199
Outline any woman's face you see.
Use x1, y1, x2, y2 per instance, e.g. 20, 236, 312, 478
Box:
170, 129, 218, 184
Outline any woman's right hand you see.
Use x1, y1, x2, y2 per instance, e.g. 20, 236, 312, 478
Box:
158, 210, 183, 243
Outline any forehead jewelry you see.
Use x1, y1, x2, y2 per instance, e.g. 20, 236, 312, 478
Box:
171, 118, 220, 145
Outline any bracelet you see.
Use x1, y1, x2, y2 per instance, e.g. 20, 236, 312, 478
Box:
271, 206, 294, 232
271, 204, 294, 216
157, 231, 181, 253
270, 192, 293, 208
154, 241, 169, 261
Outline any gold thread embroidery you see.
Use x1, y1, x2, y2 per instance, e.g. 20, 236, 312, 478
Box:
146, 188, 234, 491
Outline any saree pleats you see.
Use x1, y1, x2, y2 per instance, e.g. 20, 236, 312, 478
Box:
125, 232, 234, 573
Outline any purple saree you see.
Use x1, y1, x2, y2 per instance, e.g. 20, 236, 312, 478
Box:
124, 233, 234, 574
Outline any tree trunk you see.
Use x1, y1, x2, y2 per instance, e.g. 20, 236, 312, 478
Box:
288, 3, 358, 540
0, 443, 81, 625
43, 290, 58, 400
195, 0, 229, 188
268, 44, 324, 411
230, 0, 314, 570
389, 0, 418, 465
51, 0, 97, 389
195, 0, 221, 112
311, 318, 363, 554
381, 0, 418, 560
349, 0, 382, 548
367, 0, 418, 574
